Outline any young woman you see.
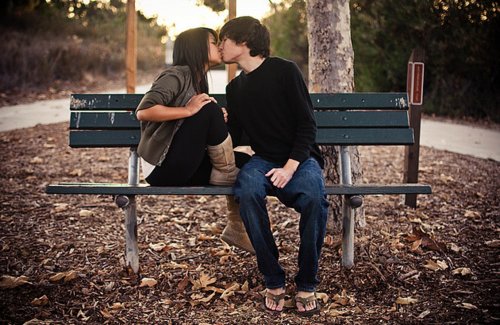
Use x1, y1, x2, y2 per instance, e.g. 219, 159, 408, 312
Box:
135, 27, 254, 253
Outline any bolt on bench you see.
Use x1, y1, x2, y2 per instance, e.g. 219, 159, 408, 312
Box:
46, 92, 431, 273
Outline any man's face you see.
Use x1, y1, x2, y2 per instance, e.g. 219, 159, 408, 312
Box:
218, 37, 246, 64
208, 34, 222, 67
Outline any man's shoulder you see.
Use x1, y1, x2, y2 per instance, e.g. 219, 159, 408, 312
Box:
267, 57, 297, 68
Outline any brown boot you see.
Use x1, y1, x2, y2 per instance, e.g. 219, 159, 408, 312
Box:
207, 135, 239, 186
221, 196, 255, 254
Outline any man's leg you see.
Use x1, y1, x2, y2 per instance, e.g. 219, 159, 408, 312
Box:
234, 156, 286, 291
276, 157, 328, 309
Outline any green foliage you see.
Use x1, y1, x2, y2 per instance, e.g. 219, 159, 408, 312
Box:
200, 0, 225, 12
351, 0, 500, 122
263, 0, 308, 76
0, 0, 166, 92
264, 0, 499, 122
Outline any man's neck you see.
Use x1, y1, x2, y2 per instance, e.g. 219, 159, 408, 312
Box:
239, 56, 266, 74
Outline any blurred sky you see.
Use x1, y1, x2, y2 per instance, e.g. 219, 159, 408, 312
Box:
136, 0, 275, 38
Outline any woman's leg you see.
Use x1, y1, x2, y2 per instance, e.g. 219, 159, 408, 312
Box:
146, 102, 227, 186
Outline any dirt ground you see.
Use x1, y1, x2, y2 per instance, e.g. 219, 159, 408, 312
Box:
0, 120, 498, 324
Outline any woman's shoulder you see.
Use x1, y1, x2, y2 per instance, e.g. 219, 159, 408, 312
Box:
156, 65, 191, 80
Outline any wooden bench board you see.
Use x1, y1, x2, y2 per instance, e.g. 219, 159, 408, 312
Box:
46, 183, 431, 196
70, 92, 409, 111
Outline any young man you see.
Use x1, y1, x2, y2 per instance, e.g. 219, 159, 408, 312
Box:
219, 16, 328, 315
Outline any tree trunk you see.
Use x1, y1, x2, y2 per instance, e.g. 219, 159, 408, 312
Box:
306, 0, 365, 233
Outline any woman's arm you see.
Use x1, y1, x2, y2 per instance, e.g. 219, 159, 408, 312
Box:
136, 93, 215, 122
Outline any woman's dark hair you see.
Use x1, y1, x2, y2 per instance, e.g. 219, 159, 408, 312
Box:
219, 16, 270, 57
173, 27, 218, 93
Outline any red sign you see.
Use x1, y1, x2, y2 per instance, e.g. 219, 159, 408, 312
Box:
410, 62, 424, 105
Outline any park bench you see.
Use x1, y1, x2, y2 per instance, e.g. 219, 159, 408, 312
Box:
46, 92, 432, 273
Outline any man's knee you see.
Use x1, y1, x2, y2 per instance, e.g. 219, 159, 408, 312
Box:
234, 168, 266, 202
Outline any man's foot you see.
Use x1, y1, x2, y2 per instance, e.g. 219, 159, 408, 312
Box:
263, 287, 286, 312
295, 291, 320, 316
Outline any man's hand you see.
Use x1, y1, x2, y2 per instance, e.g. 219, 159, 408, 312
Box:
221, 107, 228, 123
265, 159, 300, 188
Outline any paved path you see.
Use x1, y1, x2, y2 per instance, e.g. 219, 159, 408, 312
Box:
1, 70, 499, 162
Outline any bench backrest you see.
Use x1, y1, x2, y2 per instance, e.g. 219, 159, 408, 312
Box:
69, 93, 413, 148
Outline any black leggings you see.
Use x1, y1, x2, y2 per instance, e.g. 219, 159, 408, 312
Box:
146, 102, 228, 186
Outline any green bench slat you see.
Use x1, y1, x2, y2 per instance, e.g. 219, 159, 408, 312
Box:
69, 130, 141, 148
70, 94, 143, 110
314, 111, 409, 128
311, 92, 409, 109
69, 111, 410, 130
69, 128, 414, 147
70, 112, 139, 129
70, 93, 408, 111
316, 128, 414, 145
46, 183, 431, 196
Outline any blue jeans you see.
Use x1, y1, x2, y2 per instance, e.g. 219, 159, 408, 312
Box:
233, 156, 328, 292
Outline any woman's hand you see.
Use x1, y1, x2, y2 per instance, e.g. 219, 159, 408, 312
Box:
185, 93, 216, 116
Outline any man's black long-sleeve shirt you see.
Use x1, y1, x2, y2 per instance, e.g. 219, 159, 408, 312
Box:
226, 57, 323, 167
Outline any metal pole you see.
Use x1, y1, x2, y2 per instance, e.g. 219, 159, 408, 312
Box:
340, 146, 354, 268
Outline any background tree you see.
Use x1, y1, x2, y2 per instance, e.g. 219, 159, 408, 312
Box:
306, 0, 363, 233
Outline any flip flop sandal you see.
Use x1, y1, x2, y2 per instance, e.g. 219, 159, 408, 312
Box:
294, 293, 321, 317
261, 289, 286, 313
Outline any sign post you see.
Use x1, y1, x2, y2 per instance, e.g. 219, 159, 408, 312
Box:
125, 0, 137, 94
404, 48, 425, 208
227, 0, 237, 82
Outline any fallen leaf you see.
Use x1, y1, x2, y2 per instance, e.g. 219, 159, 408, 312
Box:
53, 203, 69, 212
139, 277, 157, 287
452, 267, 472, 276
418, 310, 431, 319
241, 280, 249, 293
329, 309, 350, 317
411, 238, 422, 251
79, 209, 93, 217
100, 308, 113, 318
220, 283, 239, 301
111, 302, 125, 310
315, 292, 329, 304
464, 210, 480, 218
448, 243, 461, 253
177, 273, 190, 292
485, 240, 500, 248
69, 169, 82, 176
459, 302, 478, 310
424, 259, 448, 271
149, 242, 167, 252
31, 295, 49, 306
396, 296, 418, 305
49, 271, 79, 283
332, 289, 355, 306
49, 272, 66, 282
191, 272, 217, 290
198, 234, 216, 241
30, 157, 43, 164
64, 270, 78, 282
0, 275, 30, 289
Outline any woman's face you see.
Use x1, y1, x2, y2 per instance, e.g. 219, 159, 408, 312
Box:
208, 33, 222, 67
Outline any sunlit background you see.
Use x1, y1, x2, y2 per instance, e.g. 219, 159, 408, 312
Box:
136, 0, 275, 38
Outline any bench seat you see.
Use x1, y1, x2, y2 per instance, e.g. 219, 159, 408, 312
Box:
47, 182, 431, 196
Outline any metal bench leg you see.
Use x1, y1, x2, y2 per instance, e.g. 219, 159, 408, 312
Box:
340, 146, 355, 268
124, 195, 139, 273
342, 196, 355, 268
121, 148, 140, 273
